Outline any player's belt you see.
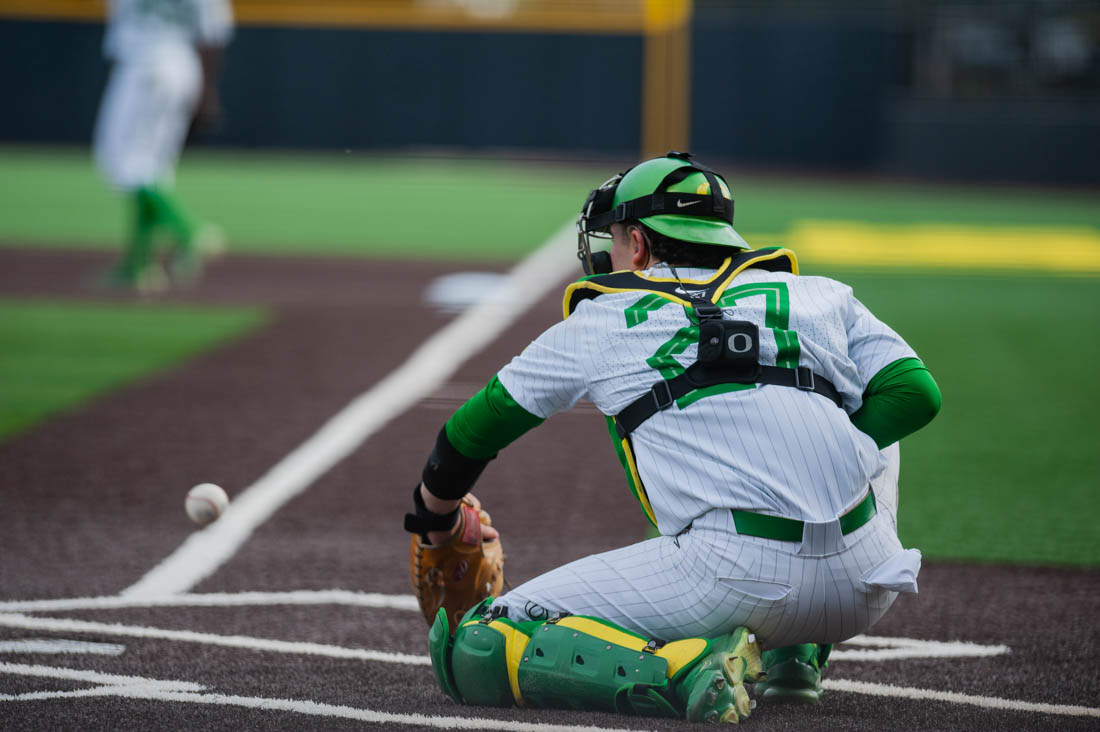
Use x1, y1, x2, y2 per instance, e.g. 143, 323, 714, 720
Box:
731, 489, 877, 542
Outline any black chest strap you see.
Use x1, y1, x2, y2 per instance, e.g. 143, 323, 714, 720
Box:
561, 248, 841, 438
614, 363, 842, 440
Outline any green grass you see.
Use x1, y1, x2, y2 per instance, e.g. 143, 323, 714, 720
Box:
0, 146, 601, 260
830, 271, 1100, 567
0, 300, 267, 440
2, 146, 1098, 259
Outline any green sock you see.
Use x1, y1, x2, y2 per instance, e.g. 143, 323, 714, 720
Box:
137, 185, 196, 249
817, 643, 832, 668
763, 642, 829, 670
116, 190, 156, 276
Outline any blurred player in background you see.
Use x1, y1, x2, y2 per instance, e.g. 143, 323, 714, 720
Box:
93, 0, 233, 291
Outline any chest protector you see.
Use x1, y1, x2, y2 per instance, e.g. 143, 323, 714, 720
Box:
563, 248, 843, 441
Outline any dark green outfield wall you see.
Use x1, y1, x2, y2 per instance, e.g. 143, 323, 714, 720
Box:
689, 11, 1100, 186
2, 21, 107, 143
2, 17, 1097, 184
219, 26, 643, 151
693, 17, 911, 170
0, 20, 642, 153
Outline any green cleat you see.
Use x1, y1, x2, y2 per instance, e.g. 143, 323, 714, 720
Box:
679, 627, 763, 723
754, 643, 830, 704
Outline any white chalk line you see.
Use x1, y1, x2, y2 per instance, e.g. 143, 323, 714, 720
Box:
0, 589, 1010, 662
0, 589, 417, 613
0, 609, 1009, 669
1, 686, 153, 702
122, 221, 580, 599
841, 634, 990, 648
0, 639, 125, 656
0, 661, 204, 692
2, 644, 1094, 723
2, 676, 646, 732
0, 662, 646, 731
831, 638, 1010, 662
0, 590, 1009, 662
824, 678, 1100, 718
2, 602, 1090, 719
0, 613, 430, 666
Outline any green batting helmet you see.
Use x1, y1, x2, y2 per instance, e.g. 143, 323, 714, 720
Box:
577, 151, 749, 274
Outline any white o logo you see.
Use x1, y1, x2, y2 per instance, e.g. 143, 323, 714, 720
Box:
727, 333, 753, 353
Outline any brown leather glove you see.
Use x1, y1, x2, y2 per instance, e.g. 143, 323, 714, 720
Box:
409, 494, 504, 628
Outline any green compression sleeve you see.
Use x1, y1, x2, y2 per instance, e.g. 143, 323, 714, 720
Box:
445, 375, 545, 460
850, 357, 942, 449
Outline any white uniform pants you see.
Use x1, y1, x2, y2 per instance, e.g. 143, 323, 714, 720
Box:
93, 40, 201, 190
493, 444, 920, 649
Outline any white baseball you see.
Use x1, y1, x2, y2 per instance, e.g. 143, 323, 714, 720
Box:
185, 483, 229, 526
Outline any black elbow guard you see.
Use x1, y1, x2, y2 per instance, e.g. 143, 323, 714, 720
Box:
421, 426, 496, 500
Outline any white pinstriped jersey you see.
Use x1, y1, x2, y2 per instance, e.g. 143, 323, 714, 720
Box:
105, 0, 234, 59
497, 264, 917, 536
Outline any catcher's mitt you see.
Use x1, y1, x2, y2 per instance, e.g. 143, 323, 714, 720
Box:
409, 494, 504, 628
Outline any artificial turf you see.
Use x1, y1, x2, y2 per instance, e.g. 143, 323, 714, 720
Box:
0, 300, 267, 440
3, 145, 1099, 260
833, 271, 1100, 567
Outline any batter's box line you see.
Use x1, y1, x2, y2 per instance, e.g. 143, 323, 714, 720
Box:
832, 635, 1010, 662
0, 662, 647, 732
2, 648, 1096, 721
0, 590, 1011, 662
2, 594, 1091, 717
824, 678, 1099, 719
0, 612, 431, 666
0, 589, 419, 614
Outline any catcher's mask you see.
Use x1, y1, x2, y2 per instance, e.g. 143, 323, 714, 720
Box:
576, 151, 749, 276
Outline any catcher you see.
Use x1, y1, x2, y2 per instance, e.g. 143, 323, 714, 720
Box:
405, 152, 941, 723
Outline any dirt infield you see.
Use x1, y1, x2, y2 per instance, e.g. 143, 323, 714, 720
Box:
1, 248, 1098, 731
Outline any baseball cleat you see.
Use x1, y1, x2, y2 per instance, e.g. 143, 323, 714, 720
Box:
98, 262, 169, 294
683, 626, 762, 723
754, 643, 827, 704
192, 223, 227, 258
169, 223, 226, 283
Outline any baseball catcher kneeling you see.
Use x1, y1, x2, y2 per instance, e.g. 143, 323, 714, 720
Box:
404, 152, 941, 723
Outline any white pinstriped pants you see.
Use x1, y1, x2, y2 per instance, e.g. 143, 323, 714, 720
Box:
493, 444, 918, 649
93, 40, 201, 190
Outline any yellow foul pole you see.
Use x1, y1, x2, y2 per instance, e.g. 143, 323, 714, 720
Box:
641, 0, 693, 158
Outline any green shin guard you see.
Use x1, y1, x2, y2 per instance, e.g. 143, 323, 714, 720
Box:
517, 617, 677, 717
427, 603, 762, 723
428, 599, 531, 708
755, 642, 831, 704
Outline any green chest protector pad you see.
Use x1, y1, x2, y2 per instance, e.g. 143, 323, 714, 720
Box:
562, 248, 844, 440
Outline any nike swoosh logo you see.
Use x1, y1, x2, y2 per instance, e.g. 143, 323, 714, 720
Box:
676, 199, 701, 208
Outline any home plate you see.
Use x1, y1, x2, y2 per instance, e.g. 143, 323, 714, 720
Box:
423, 271, 512, 313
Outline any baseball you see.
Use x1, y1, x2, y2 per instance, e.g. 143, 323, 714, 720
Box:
185, 483, 229, 526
